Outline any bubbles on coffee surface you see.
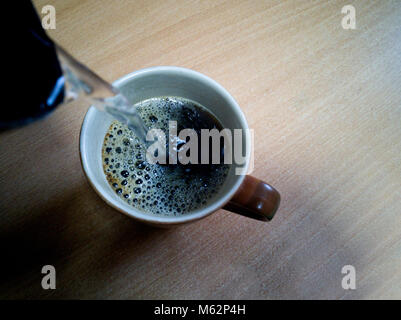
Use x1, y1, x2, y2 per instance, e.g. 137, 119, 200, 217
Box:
102, 97, 229, 216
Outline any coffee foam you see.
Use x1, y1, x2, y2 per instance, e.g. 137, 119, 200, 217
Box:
102, 97, 229, 216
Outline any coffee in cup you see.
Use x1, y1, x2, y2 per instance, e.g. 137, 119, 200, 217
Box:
102, 96, 229, 216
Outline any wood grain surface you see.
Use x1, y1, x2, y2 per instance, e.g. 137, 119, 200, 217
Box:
1, 0, 400, 299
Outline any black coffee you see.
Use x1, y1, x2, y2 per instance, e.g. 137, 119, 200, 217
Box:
102, 97, 229, 216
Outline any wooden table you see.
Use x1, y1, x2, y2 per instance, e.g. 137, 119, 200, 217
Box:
1, 0, 400, 299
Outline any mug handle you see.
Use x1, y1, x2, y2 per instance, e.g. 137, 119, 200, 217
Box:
223, 175, 280, 221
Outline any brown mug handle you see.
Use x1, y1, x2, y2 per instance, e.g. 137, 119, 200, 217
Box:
223, 175, 280, 221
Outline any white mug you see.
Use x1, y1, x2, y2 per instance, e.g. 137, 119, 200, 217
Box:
79, 66, 280, 226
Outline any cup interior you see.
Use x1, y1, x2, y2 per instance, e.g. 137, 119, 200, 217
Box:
80, 66, 249, 225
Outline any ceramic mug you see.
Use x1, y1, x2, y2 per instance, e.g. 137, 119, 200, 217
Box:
79, 66, 280, 226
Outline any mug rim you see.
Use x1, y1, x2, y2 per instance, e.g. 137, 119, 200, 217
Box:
79, 66, 250, 225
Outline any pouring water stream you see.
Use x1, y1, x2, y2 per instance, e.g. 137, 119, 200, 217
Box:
56, 45, 149, 145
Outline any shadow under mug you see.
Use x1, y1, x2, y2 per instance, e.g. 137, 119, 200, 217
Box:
79, 66, 280, 226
